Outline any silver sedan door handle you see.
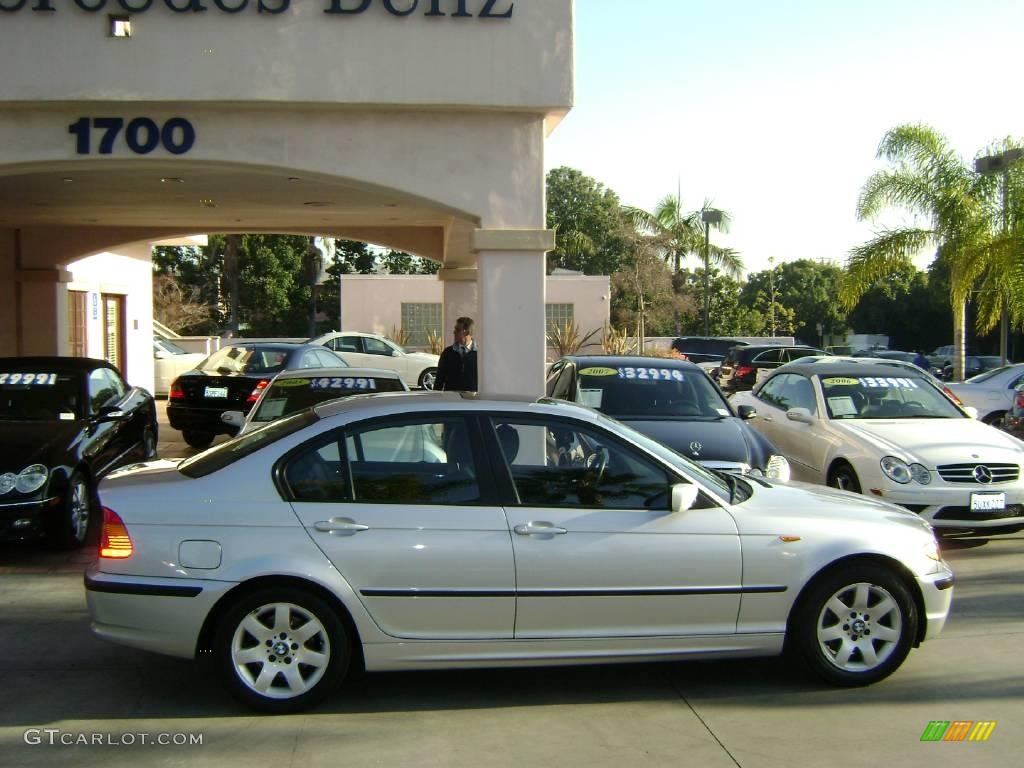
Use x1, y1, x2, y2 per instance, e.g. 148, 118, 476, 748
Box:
314, 518, 369, 535
513, 521, 568, 536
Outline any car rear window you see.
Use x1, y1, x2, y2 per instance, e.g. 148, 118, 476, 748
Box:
178, 409, 319, 478
200, 345, 293, 375
251, 375, 405, 423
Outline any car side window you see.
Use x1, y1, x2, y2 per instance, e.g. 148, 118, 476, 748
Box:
345, 417, 480, 504
787, 376, 817, 414
363, 337, 393, 356
314, 349, 345, 368
333, 336, 361, 353
489, 417, 671, 510
753, 349, 782, 365
552, 365, 574, 400
757, 375, 790, 409
283, 433, 349, 502
88, 368, 122, 413
545, 361, 563, 396
301, 351, 323, 368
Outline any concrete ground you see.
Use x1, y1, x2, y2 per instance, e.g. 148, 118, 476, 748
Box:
0, 404, 1021, 767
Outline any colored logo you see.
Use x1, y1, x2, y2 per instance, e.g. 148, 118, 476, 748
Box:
920, 721, 996, 742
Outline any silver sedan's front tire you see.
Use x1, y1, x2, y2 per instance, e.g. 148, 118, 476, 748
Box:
790, 564, 917, 686
214, 588, 350, 713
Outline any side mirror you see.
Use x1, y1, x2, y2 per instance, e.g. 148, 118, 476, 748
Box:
221, 411, 246, 429
963, 406, 979, 420
736, 404, 757, 420
671, 482, 700, 513
786, 407, 814, 424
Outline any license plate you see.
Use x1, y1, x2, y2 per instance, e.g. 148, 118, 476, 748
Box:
204, 386, 229, 399
970, 492, 1005, 511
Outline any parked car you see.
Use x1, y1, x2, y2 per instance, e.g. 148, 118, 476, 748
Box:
946, 363, 1024, 424
0, 356, 158, 548
167, 342, 349, 449
310, 331, 439, 390
731, 361, 1024, 532
153, 337, 208, 397
717, 344, 824, 393
546, 355, 789, 479
87, 392, 952, 712
940, 355, 1003, 382
928, 346, 1004, 381
1001, 382, 1024, 440
221, 367, 407, 435
669, 337, 749, 366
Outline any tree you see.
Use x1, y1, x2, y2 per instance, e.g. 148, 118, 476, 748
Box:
610, 235, 690, 346
152, 273, 212, 334
840, 124, 1010, 378
546, 167, 629, 275
744, 260, 847, 345
623, 195, 744, 278
674, 268, 762, 336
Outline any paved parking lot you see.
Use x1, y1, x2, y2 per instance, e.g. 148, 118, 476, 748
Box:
1, 403, 1021, 768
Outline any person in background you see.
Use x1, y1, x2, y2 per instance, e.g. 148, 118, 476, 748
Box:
435, 316, 478, 391
913, 349, 931, 371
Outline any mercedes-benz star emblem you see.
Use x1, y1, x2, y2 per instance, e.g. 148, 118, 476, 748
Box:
973, 465, 993, 484
689, 441, 702, 456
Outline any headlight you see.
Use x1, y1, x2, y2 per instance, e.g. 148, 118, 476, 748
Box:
909, 463, 931, 485
766, 454, 791, 482
923, 539, 942, 562
14, 464, 49, 494
0, 472, 16, 495
881, 456, 912, 484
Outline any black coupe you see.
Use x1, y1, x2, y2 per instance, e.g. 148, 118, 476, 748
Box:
0, 356, 158, 549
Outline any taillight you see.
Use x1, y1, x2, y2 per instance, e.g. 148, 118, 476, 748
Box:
169, 382, 185, 400
735, 365, 755, 379
1016, 392, 1024, 410
247, 379, 270, 403
942, 386, 962, 406
99, 507, 133, 559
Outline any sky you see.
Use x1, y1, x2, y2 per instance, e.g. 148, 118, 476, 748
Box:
544, 0, 1024, 278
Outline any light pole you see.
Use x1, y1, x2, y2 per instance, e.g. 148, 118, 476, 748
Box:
975, 148, 1023, 366
768, 255, 776, 337
701, 209, 722, 336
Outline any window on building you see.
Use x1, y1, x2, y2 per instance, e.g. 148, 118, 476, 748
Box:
401, 303, 441, 347
68, 291, 87, 358
545, 303, 574, 335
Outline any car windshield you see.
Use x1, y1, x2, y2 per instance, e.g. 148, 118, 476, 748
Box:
819, 373, 965, 419
155, 338, 188, 355
587, 409, 733, 503
575, 364, 732, 419
251, 375, 405, 423
0, 370, 83, 421
179, 409, 320, 478
200, 345, 292, 375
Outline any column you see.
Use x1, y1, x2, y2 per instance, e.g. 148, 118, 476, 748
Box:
473, 229, 555, 397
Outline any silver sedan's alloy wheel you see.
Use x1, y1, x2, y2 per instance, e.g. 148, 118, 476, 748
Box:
419, 368, 437, 390
816, 582, 902, 673
231, 602, 331, 700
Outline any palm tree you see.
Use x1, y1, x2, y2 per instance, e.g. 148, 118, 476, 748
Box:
623, 195, 744, 278
839, 124, 1003, 380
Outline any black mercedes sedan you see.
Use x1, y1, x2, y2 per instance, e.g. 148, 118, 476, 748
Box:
546, 355, 790, 480
0, 356, 158, 549
167, 341, 349, 449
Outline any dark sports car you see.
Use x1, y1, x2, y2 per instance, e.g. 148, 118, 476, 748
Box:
167, 342, 349, 448
0, 356, 157, 549
546, 355, 790, 480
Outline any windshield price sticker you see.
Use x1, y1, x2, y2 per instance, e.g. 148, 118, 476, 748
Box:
310, 377, 378, 391
0, 373, 57, 386
616, 367, 685, 382
858, 377, 919, 389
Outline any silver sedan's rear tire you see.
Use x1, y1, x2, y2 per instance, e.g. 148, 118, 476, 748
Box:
214, 588, 350, 713
790, 564, 917, 686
